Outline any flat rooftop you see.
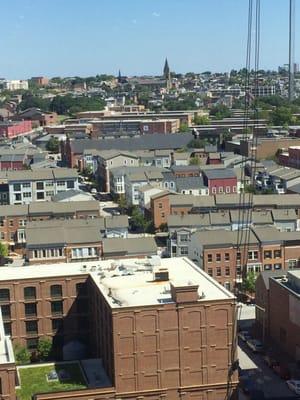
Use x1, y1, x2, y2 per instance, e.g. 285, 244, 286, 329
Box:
0, 257, 234, 308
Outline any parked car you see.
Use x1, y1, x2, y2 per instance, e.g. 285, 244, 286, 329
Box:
263, 354, 277, 368
246, 339, 264, 353
238, 330, 252, 342
286, 380, 300, 395
273, 363, 291, 380
91, 188, 97, 194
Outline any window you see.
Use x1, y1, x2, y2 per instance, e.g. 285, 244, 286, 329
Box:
216, 267, 222, 276
26, 338, 38, 350
179, 234, 189, 242
208, 268, 213, 276
0, 289, 10, 302
288, 259, 298, 269
9, 220, 13, 227
216, 253, 221, 262
45, 182, 53, 187
274, 250, 282, 258
15, 193, 21, 201
10, 232, 14, 240
264, 264, 272, 271
237, 252, 241, 261
225, 267, 230, 276
19, 219, 26, 227
25, 303, 37, 317
226, 186, 230, 193
0, 232, 4, 240
23, 192, 31, 198
46, 191, 54, 197
264, 250, 272, 259
25, 320, 38, 335
52, 319, 63, 333
233, 186, 237, 193
248, 250, 258, 260
13, 183, 21, 191
37, 192, 45, 200
236, 266, 241, 275
0, 219, 4, 227
212, 187, 217, 194
219, 187, 223, 193
22, 183, 30, 188
50, 285, 62, 298
224, 282, 231, 291
274, 263, 282, 270
225, 253, 230, 261
51, 301, 63, 315
180, 247, 188, 255
4, 322, 11, 336
207, 254, 212, 263
57, 181, 66, 187
24, 287, 36, 300
67, 180, 75, 189
36, 182, 44, 190
1, 305, 11, 319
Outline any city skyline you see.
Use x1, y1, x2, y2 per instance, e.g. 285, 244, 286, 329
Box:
0, 0, 299, 79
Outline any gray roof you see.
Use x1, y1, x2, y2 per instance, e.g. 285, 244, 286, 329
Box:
272, 209, 297, 222
0, 204, 28, 217
252, 226, 283, 243
175, 176, 205, 191
70, 133, 194, 153
26, 218, 103, 248
105, 215, 129, 229
28, 200, 99, 216
191, 229, 258, 247
51, 189, 93, 202
102, 237, 157, 256
258, 270, 287, 290
6, 168, 78, 182
204, 168, 236, 180
168, 214, 210, 228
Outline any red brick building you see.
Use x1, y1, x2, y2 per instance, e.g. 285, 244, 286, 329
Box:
0, 257, 238, 400
0, 121, 32, 138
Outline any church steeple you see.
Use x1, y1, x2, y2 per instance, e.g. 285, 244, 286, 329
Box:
163, 58, 170, 79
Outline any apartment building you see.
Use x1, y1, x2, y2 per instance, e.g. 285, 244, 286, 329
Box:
202, 168, 237, 195
0, 257, 238, 400
7, 168, 79, 205
3, 80, 28, 91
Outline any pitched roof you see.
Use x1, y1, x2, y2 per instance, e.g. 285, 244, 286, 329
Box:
204, 168, 236, 180
102, 237, 157, 256
26, 218, 103, 247
70, 133, 194, 153
175, 176, 205, 191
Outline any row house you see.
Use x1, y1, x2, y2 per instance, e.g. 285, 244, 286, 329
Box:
0, 201, 101, 252
0, 120, 32, 139
7, 168, 79, 205
202, 168, 238, 195
151, 192, 300, 229
25, 219, 103, 264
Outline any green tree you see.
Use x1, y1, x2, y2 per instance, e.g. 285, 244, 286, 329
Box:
189, 157, 200, 166
0, 242, 8, 258
243, 184, 257, 194
37, 338, 53, 361
193, 115, 210, 125
270, 106, 295, 126
117, 195, 127, 214
209, 104, 232, 119
187, 138, 206, 149
179, 122, 189, 133
131, 207, 152, 233
242, 271, 257, 294
14, 344, 31, 365
46, 136, 60, 153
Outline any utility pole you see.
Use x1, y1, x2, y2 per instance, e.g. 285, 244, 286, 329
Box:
289, 0, 295, 101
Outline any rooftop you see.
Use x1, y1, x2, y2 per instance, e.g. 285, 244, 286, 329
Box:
0, 257, 234, 308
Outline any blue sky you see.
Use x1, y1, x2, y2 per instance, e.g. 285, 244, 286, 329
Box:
0, 0, 299, 78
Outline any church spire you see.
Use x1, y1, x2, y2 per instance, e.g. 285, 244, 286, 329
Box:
163, 58, 170, 79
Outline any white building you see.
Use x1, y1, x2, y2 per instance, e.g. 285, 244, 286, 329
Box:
3, 80, 29, 91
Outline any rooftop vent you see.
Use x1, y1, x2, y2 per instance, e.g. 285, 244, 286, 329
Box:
153, 268, 169, 282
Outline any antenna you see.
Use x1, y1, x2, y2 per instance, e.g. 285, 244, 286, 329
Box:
289, 0, 295, 101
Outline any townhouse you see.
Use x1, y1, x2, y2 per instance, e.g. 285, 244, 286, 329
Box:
0, 201, 101, 252
25, 219, 104, 264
